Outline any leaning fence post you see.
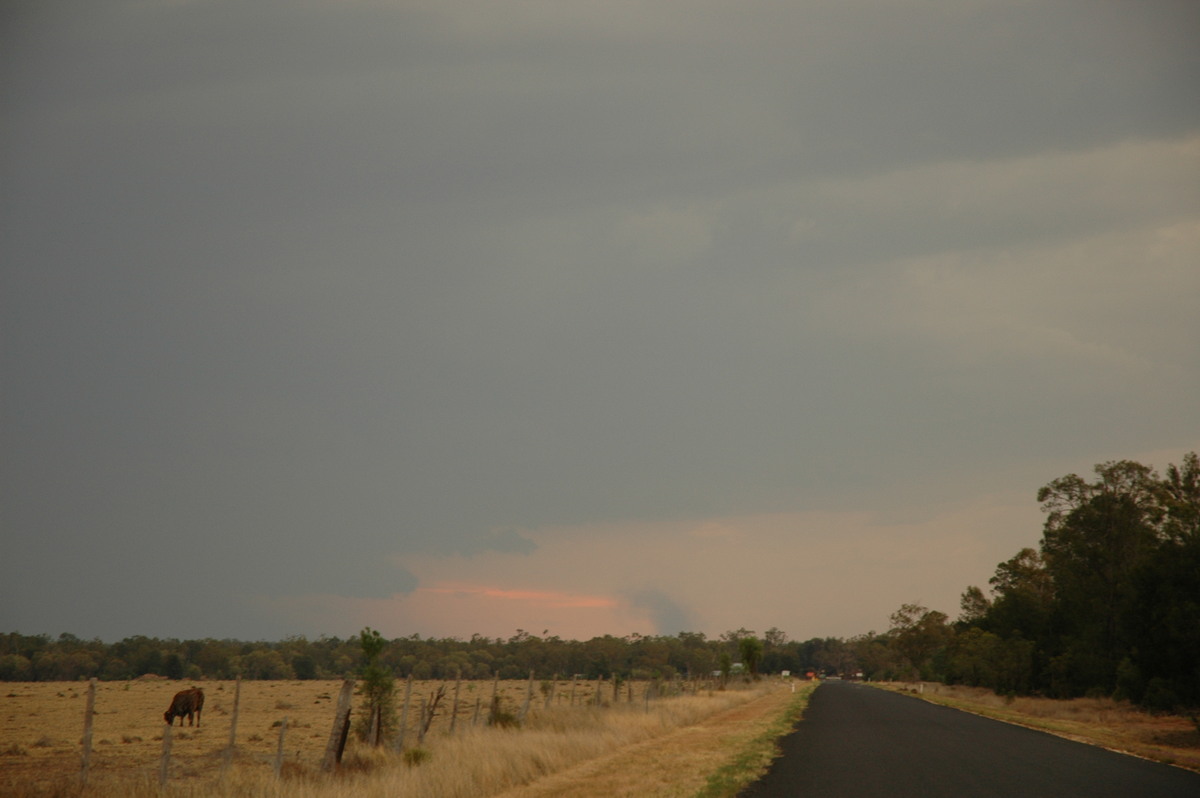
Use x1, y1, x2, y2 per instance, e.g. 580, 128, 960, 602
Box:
79, 678, 96, 787
321, 679, 355, 772
159, 721, 173, 787
222, 676, 242, 775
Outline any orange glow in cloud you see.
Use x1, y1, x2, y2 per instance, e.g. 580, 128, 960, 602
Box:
418, 583, 618, 609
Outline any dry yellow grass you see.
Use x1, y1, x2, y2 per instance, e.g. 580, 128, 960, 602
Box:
492, 680, 809, 798
876, 682, 1200, 772
0, 677, 809, 797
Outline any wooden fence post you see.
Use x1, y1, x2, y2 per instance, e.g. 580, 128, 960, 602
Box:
368, 702, 380, 748
449, 671, 462, 734
321, 679, 355, 772
79, 678, 96, 787
393, 674, 413, 752
222, 676, 242, 775
158, 721, 173, 787
519, 670, 533, 721
273, 717, 288, 778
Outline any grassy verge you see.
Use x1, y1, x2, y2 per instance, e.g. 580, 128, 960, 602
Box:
870, 682, 1200, 773
694, 680, 818, 798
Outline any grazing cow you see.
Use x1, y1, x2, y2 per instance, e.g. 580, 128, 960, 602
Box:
163, 687, 205, 727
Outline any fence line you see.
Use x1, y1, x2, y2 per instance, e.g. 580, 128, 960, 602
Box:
60, 675, 737, 788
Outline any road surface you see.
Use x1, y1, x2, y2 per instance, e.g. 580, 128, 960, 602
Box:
740, 681, 1200, 797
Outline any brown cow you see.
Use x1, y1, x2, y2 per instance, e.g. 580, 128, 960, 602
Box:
163, 687, 205, 727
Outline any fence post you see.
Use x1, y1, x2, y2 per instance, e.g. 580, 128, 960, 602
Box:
321, 679, 355, 772
79, 678, 96, 787
519, 669, 533, 721
222, 676, 242, 775
449, 671, 462, 734
367, 702, 378, 748
158, 721, 173, 787
392, 673, 413, 752
273, 717, 288, 778
417, 697, 428, 744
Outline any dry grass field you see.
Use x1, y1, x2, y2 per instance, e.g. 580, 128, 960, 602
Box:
876, 682, 1200, 773
0, 677, 811, 797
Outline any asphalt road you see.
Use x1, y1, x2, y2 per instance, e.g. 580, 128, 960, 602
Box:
740, 681, 1200, 798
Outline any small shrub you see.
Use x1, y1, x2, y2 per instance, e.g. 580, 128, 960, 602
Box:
402, 747, 430, 767
2, 743, 28, 756
1142, 679, 1181, 714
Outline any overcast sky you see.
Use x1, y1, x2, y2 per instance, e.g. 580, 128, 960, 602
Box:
3, 0, 1198, 645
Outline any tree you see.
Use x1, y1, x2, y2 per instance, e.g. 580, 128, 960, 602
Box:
1038, 462, 1163, 695
738, 636, 764, 679
888, 603, 952, 680
958, 586, 991, 625
1159, 451, 1200, 543
984, 548, 1053, 643
763, 627, 788, 648
355, 628, 396, 746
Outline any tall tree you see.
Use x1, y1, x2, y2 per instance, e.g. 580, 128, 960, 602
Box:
1037, 461, 1163, 695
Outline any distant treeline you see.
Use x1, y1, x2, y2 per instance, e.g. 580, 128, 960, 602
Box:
5, 453, 1196, 716
0, 627, 845, 684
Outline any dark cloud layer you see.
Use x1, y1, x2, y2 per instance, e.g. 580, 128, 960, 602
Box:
2, 1, 1198, 641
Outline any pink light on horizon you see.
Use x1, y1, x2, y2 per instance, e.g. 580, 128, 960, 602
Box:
418, 583, 619, 609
